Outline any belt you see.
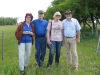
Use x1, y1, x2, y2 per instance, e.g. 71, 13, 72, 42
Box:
66, 36, 75, 38
36, 35, 46, 38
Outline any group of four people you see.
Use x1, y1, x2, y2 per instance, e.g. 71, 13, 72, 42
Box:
15, 9, 81, 75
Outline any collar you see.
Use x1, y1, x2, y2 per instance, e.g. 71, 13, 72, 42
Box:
24, 22, 31, 26
38, 19, 44, 21
66, 18, 72, 21
53, 20, 60, 23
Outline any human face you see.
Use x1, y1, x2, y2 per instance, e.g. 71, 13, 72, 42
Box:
65, 13, 72, 20
54, 15, 61, 20
25, 15, 31, 22
38, 13, 44, 19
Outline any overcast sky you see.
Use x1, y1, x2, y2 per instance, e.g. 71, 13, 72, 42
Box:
0, 0, 53, 22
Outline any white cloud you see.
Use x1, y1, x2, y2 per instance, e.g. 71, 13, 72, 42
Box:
0, 0, 52, 22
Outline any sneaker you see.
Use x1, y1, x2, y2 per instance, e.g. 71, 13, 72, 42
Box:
47, 63, 51, 67
67, 64, 72, 67
24, 66, 28, 69
74, 67, 78, 71
20, 71, 25, 75
47, 63, 49, 67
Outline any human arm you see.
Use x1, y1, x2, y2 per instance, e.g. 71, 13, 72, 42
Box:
46, 22, 52, 46
15, 23, 23, 41
76, 30, 81, 43
47, 30, 52, 46
61, 29, 65, 46
76, 19, 81, 43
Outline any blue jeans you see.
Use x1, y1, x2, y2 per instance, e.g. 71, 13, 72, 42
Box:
48, 41, 62, 65
35, 36, 47, 66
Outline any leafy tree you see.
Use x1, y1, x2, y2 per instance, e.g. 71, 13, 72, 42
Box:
44, 0, 100, 29
0, 17, 18, 25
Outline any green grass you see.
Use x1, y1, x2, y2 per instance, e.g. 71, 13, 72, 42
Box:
0, 25, 100, 75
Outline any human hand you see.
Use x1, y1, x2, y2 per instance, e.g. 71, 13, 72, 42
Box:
76, 38, 80, 44
29, 32, 35, 36
47, 40, 52, 47
23, 31, 28, 34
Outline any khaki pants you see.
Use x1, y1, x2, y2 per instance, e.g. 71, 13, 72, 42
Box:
64, 37, 78, 67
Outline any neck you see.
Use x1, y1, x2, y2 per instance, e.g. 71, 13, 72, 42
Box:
25, 21, 30, 25
66, 18, 71, 20
39, 18, 43, 20
54, 19, 59, 22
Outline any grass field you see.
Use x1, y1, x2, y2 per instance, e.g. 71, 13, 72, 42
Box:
0, 25, 100, 75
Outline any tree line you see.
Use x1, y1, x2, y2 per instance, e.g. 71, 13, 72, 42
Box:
44, 0, 100, 29
0, 17, 18, 25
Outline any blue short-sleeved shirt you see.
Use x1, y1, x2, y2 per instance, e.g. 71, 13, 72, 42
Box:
62, 18, 81, 37
20, 22, 32, 43
32, 19, 48, 36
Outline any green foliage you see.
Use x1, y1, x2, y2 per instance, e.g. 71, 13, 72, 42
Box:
44, 0, 70, 20
44, 0, 100, 21
0, 17, 18, 25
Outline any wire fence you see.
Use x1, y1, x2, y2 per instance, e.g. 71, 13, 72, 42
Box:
0, 31, 99, 61
0, 31, 17, 60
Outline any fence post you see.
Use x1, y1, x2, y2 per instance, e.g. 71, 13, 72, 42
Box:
92, 24, 93, 35
2, 31, 4, 60
95, 19, 98, 37
94, 35, 100, 59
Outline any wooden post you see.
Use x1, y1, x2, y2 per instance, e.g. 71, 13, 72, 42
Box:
95, 19, 98, 37
92, 24, 93, 35
94, 35, 100, 59
2, 31, 4, 60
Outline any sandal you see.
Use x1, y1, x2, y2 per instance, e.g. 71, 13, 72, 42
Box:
20, 71, 25, 75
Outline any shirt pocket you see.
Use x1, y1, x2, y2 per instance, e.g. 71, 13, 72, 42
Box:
69, 24, 75, 30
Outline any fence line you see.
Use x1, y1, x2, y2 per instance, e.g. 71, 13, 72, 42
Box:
0, 32, 99, 60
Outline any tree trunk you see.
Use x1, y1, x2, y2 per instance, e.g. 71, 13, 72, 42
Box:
85, 21, 92, 29
82, 19, 86, 28
90, 14, 95, 29
95, 18, 99, 36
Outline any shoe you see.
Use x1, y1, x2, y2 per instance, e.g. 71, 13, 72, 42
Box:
67, 64, 72, 67
40, 60, 44, 66
74, 67, 78, 71
55, 63, 59, 66
40, 63, 44, 67
20, 71, 25, 75
47, 63, 52, 67
24, 66, 27, 69
39, 64, 41, 67
47, 63, 49, 67
36, 64, 41, 67
37, 63, 41, 67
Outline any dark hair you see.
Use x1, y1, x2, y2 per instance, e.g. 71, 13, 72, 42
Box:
25, 13, 33, 21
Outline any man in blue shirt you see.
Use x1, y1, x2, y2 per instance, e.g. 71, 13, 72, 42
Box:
62, 9, 81, 70
32, 10, 48, 67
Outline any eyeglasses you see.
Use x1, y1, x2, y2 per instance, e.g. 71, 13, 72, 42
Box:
65, 13, 71, 15
39, 13, 44, 14
26, 16, 31, 18
55, 15, 61, 17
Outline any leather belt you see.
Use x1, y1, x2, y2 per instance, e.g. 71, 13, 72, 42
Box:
36, 35, 46, 38
66, 36, 75, 38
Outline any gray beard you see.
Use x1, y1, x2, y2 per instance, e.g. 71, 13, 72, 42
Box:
67, 17, 71, 19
